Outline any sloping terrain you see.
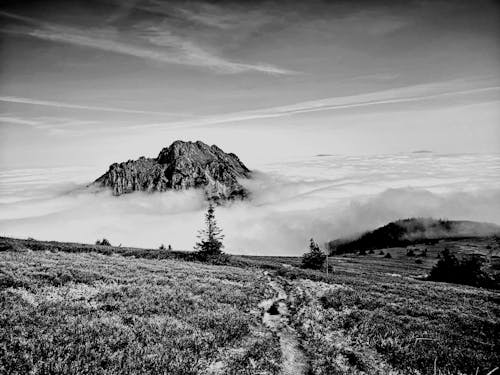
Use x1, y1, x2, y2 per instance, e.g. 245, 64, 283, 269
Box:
1, 236, 499, 375
328, 218, 500, 254
0, 250, 281, 374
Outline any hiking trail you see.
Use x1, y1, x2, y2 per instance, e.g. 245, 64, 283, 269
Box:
259, 273, 310, 375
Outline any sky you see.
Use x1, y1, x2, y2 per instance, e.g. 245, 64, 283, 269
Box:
0, 0, 499, 254
0, 0, 499, 169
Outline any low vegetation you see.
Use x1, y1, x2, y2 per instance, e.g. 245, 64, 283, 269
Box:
0, 250, 280, 374
0, 235, 498, 374
287, 274, 499, 375
95, 238, 111, 246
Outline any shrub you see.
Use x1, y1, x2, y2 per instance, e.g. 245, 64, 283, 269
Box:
379, 250, 385, 255
384, 253, 392, 259
368, 249, 374, 254
429, 249, 495, 288
406, 249, 415, 257
95, 238, 111, 246
301, 238, 326, 270
159, 244, 166, 250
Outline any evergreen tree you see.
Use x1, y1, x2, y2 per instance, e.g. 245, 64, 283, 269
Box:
194, 203, 224, 257
301, 238, 326, 270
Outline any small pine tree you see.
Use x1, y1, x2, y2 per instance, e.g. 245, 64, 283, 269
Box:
301, 238, 326, 270
159, 244, 166, 250
194, 203, 225, 258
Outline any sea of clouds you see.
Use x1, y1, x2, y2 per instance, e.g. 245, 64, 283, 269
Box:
0, 152, 499, 255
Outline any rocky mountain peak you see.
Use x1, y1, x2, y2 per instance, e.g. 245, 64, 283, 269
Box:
94, 140, 251, 200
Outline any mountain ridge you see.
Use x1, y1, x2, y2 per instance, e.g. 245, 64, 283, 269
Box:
94, 140, 251, 201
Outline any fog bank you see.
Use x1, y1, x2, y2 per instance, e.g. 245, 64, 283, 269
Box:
1, 153, 499, 255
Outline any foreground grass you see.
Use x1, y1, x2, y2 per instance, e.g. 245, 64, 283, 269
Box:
278, 267, 499, 375
0, 236, 498, 374
0, 250, 281, 375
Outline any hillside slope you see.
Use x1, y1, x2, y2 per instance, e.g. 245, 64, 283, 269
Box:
1, 236, 498, 374
328, 218, 500, 254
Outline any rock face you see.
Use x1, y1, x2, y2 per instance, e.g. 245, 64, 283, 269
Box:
94, 140, 251, 200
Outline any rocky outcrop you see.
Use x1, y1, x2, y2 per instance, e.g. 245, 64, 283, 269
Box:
94, 140, 251, 200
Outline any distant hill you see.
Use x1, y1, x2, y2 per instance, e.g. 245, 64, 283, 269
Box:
93, 140, 251, 201
328, 218, 500, 254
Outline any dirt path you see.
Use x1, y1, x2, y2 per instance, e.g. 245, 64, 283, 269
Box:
259, 274, 309, 375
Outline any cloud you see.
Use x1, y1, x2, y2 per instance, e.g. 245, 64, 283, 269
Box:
0, 115, 108, 135
131, 82, 500, 130
0, 116, 40, 126
0, 96, 188, 116
1, 153, 499, 255
0, 10, 293, 75
138, 25, 294, 74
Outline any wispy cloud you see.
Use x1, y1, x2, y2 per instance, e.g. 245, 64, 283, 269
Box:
0, 115, 103, 135
137, 25, 293, 74
0, 96, 189, 116
132, 83, 500, 130
0, 10, 293, 75
0, 116, 40, 126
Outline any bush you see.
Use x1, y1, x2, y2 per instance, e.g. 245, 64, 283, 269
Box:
429, 249, 495, 288
194, 252, 230, 265
406, 249, 415, 257
301, 238, 326, 270
379, 250, 384, 255
384, 253, 392, 259
95, 238, 111, 246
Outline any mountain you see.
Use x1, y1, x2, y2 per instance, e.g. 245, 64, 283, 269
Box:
328, 218, 500, 254
93, 140, 251, 200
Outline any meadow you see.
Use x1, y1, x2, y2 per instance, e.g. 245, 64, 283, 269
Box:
0, 236, 498, 375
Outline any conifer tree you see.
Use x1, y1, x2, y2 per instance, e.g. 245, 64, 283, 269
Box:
194, 203, 224, 257
301, 238, 326, 270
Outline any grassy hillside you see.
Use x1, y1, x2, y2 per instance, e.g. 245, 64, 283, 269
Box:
1, 236, 499, 375
0, 250, 281, 374
328, 218, 500, 254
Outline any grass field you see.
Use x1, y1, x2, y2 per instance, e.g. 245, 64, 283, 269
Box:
0, 236, 499, 375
